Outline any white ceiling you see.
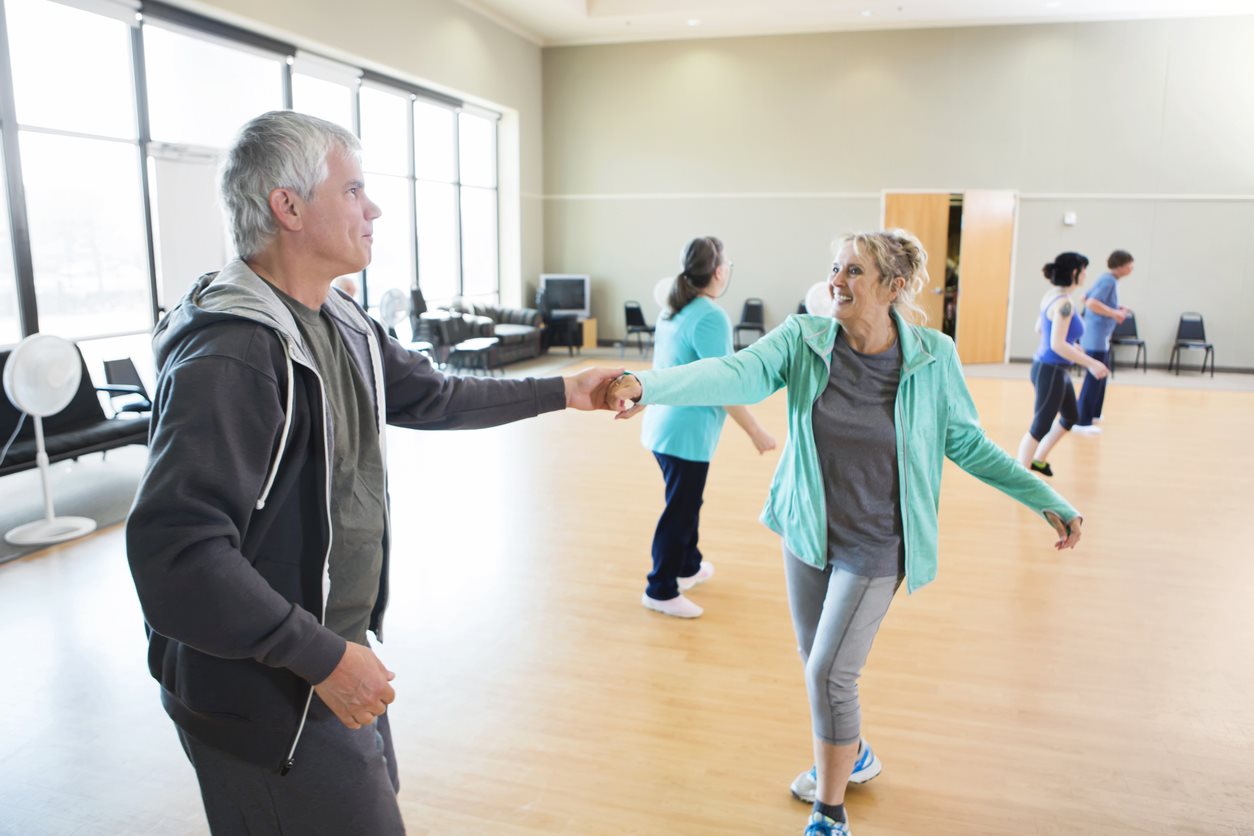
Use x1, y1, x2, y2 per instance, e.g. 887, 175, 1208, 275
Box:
455, 0, 1254, 46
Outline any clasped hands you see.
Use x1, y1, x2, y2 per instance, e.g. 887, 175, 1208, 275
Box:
606, 373, 644, 418
562, 368, 646, 418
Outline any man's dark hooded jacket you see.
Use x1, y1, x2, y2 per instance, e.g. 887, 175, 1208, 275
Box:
126, 259, 565, 772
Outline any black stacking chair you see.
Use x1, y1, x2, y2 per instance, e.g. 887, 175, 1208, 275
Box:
623, 301, 654, 357
1168, 312, 1215, 377
734, 298, 766, 350
102, 358, 152, 415
1109, 313, 1147, 375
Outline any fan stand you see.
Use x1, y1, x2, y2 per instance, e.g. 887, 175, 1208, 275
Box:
4, 415, 96, 546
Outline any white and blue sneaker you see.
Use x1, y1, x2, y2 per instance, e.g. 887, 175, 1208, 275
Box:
803, 811, 851, 835
789, 738, 882, 803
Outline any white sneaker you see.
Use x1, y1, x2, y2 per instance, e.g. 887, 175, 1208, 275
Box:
1071, 424, 1102, 435
641, 592, 703, 618
790, 738, 882, 804
678, 562, 715, 592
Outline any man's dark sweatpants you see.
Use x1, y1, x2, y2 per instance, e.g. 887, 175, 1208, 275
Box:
177, 695, 404, 835
1076, 347, 1110, 426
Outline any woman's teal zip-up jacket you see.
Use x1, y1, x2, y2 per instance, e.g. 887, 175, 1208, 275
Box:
633, 312, 1080, 594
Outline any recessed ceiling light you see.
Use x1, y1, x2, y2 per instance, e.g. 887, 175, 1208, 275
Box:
861, 10, 873, 16
687, 18, 700, 26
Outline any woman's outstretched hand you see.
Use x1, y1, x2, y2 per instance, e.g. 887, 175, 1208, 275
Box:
1044, 510, 1082, 550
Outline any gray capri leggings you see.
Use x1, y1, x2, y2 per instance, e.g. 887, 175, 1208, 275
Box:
784, 546, 900, 746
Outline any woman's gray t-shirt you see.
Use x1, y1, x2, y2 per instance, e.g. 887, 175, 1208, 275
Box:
811, 330, 904, 578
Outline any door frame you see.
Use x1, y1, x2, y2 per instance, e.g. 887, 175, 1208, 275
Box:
881, 188, 1021, 364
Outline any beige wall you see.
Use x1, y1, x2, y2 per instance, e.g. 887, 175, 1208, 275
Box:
543, 17, 1254, 367
1011, 198, 1254, 368
180, 0, 544, 305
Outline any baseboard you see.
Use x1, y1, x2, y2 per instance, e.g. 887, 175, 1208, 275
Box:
1007, 356, 1252, 374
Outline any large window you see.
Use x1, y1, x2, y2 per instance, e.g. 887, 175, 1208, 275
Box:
357, 85, 412, 314
292, 54, 358, 133
411, 100, 499, 307
413, 100, 458, 306
415, 180, 459, 304
458, 111, 498, 303
142, 22, 286, 312
359, 85, 408, 176
144, 24, 284, 149
8, 0, 135, 138
20, 133, 149, 336
7, 0, 150, 338
0, 0, 502, 343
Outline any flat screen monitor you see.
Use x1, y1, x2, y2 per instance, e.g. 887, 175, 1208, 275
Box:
539, 274, 590, 319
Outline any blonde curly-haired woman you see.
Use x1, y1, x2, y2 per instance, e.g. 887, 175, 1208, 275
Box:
606, 230, 1086, 836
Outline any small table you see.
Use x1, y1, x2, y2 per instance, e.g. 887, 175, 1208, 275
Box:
448, 336, 500, 376
409, 340, 436, 361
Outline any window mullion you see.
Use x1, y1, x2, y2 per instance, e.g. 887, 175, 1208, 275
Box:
0, 0, 38, 337
407, 95, 419, 298
452, 110, 463, 299
131, 21, 160, 324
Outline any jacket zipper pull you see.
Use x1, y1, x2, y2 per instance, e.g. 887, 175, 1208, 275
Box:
279, 758, 294, 776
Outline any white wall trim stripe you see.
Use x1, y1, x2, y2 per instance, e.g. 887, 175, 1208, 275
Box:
541, 192, 881, 201
1020, 193, 1254, 202
540, 192, 1254, 202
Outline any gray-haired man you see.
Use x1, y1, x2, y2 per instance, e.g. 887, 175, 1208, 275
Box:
126, 110, 620, 834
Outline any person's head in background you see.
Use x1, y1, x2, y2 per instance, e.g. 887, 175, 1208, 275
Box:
1107, 249, 1134, 280
665, 236, 730, 317
331, 275, 359, 300
1042, 252, 1089, 288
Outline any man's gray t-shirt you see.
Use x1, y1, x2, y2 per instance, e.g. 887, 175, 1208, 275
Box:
811, 330, 904, 578
271, 284, 386, 645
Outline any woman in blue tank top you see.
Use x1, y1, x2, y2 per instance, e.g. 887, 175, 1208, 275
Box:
1015, 252, 1109, 476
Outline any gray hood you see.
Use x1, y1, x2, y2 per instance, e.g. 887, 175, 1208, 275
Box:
152, 258, 386, 512
154, 258, 366, 373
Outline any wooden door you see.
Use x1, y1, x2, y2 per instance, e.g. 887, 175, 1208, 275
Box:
955, 190, 1016, 364
882, 193, 949, 330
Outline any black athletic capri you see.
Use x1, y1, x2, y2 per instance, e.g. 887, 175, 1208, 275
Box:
1029, 360, 1077, 441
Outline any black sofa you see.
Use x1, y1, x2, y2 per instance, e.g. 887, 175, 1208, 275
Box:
449, 302, 543, 366
0, 346, 150, 478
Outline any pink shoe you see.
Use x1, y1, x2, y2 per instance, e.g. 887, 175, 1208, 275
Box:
641, 592, 703, 618
678, 562, 715, 592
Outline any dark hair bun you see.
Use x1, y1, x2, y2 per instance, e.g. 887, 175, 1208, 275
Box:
1046, 252, 1088, 287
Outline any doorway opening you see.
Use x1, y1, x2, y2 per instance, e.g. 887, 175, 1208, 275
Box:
942, 195, 963, 339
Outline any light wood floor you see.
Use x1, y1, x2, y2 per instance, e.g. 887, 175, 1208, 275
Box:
1, 364, 1252, 835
